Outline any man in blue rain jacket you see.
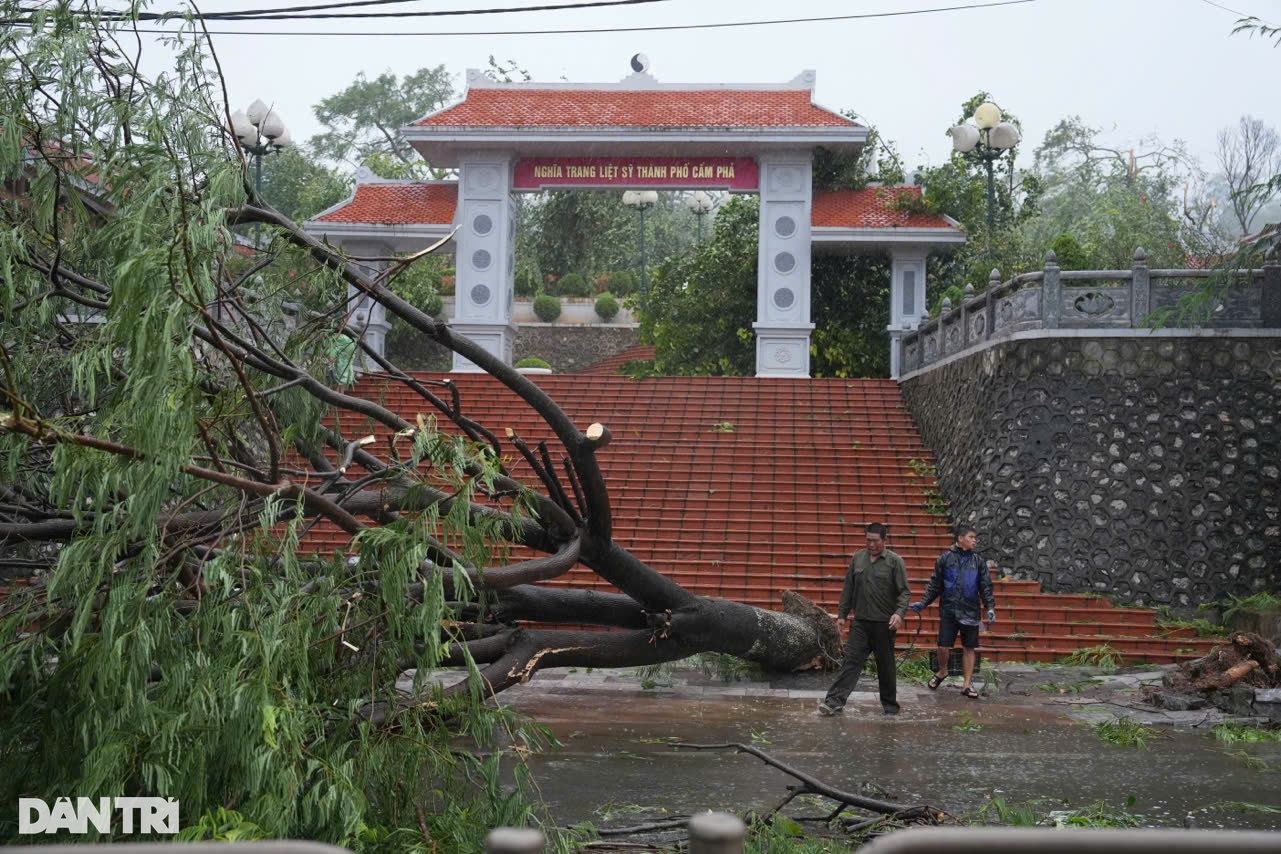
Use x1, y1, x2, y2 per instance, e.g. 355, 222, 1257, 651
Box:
909, 524, 996, 699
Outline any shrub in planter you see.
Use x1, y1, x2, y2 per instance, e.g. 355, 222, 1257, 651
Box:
533, 293, 562, 322
556, 272, 591, 298
608, 270, 637, 297
594, 292, 620, 322
514, 357, 551, 370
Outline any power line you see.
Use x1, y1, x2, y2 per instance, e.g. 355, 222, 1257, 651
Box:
81, 0, 673, 22
8, 0, 1039, 36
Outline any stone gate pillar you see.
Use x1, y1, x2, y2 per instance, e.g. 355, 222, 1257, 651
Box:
754, 151, 814, 377
452, 153, 516, 372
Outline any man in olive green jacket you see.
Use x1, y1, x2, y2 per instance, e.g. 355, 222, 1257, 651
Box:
819, 522, 911, 716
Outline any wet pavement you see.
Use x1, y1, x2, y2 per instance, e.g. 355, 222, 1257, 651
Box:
488, 664, 1281, 831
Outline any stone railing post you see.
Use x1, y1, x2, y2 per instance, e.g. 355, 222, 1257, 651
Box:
1131, 247, 1150, 327
1043, 250, 1062, 329
959, 283, 973, 346
1263, 247, 1281, 328
938, 296, 953, 358
485, 827, 545, 854
985, 267, 1000, 341
688, 812, 746, 854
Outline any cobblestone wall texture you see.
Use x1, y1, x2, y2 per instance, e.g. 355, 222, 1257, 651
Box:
900, 336, 1281, 606
385, 325, 640, 374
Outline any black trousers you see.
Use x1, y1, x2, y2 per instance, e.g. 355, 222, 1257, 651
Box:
823, 619, 898, 711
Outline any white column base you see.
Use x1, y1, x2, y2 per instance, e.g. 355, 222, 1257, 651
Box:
450, 322, 515, 372
753, 322, 815, 378
887, 328, 905, 380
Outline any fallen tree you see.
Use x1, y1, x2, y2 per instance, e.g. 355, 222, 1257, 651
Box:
0, 4, 837, 842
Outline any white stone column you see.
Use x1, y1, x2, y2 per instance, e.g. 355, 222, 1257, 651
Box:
754, 152, 815, 377
451, 154, 516, 372
342, 240, 392, 373
887, 248, 928, 379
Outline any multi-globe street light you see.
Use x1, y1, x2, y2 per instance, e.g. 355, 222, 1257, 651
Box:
950, 101, 1020, 236
230, 99, 292, 242
685, 189, 714, 242
622, 189, 658, 297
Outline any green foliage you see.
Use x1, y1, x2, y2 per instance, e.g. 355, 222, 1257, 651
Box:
643, 196, 894, 377
555, 272, 591, 297
1092, 718, 1157, 749
533, 293, 562, 322
896, 653, 936, 684
0, 8, 559, 847
642, 195, 759, 375
514, 265, 541, 297
594, 292, 620, 322
952, 713, 983, 732
906, 459, 948, 516
1063, 644, 1122, 671
521, 191, 693, 283
514, 357, 551, 370
1155, 612, 1223, 638
1048, 233, 1091, 270
606, 270, 638, 297
258, 146, 353, 223
812, 111, 905, 191
1209, 723, 1281, 744
1219, 591, 1281, 622
311, 65, 455, 171
978, 797, 1144, 828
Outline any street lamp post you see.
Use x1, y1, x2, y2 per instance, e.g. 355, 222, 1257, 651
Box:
950, 101, 1019, 239
230, 99, 292, 244
685, 190, 714, 242
622, 189, 658, 297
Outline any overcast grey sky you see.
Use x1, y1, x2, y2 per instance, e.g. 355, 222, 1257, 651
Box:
180, 0, 1281, 175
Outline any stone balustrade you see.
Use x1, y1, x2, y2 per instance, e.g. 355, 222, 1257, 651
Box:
898, 248, 1281, 378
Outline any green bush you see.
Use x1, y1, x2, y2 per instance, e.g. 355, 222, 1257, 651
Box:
594, 292, 620, 322
556, 272, 591, 298
514, 357, 551, 370
514, 267, 540, 297
1049, 233, 1092, 270
422, 290, 444, 317
608, 270, 637, 297
533, 292, 561, 322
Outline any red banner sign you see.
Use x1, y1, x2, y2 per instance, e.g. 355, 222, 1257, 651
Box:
513, 156, 759, 191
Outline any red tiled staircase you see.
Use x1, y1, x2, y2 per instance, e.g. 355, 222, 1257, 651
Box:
303, 373, 1223, 664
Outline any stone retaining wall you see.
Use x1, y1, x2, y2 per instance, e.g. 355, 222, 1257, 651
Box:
385, 324, 640, 374
900, 333, 1281, 607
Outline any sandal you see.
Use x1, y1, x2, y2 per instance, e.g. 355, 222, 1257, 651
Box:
961, 686, 980, 699
927, 674, 946, 690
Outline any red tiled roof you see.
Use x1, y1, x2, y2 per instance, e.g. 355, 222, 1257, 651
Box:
313, 183, 458, 225
580, 344, 656, 375
415, 88, 856, 129
812, 186, 957, 230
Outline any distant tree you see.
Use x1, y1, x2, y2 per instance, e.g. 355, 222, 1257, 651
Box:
311, 66, 454, 171
258, 146, 351, 222
1216, 115, 1281, 234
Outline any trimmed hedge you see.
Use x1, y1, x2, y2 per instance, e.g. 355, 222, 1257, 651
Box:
594, 292, 620, 322
533, 293, 562, 322
556, 272, 592, 298
607, 270, 637, 297
514, 357, 551, 370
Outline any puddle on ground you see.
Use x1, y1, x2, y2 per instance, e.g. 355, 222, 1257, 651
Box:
503, 689, 1281, 830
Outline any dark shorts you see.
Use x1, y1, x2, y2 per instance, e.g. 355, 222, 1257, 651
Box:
938, 609, 980, 649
